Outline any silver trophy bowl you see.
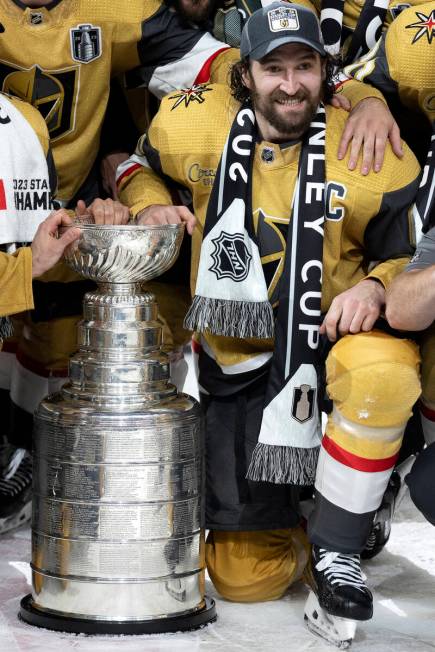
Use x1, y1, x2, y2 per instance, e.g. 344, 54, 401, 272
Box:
20, 222, 216, 635
63, 222, 185, 283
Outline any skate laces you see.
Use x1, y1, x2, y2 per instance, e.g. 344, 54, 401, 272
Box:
315, 548, 367, 592
0, 449, 32, 496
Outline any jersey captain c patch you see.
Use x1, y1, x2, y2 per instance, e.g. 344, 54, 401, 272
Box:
70, 24, 102, 63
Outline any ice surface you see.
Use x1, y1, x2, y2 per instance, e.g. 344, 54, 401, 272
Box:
1, 495, 434, 652
2, 354, 434, 651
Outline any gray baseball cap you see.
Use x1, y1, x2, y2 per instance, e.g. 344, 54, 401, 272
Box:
240, 2, 326, 61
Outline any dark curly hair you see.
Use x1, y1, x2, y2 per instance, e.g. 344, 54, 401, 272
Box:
230, 53, 340, 106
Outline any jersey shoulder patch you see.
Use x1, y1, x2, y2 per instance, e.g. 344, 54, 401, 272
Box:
167, 83, 214, 111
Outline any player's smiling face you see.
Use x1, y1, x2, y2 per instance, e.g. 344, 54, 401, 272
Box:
242, 43, 325, 143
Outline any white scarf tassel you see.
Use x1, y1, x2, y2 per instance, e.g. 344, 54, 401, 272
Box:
247, 442, 319, 485
184, 295, 274, 339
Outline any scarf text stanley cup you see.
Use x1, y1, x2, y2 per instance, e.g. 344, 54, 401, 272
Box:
185, 101, 327, 485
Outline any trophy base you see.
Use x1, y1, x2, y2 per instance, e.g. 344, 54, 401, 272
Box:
19, 595, 217, 635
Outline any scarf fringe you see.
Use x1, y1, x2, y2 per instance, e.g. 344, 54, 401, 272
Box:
246, 442, 319, 486
184, 295, 274, 339
0, 317, 13, 341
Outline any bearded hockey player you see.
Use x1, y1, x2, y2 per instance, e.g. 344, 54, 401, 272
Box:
0, 0, 239, 533
117, 3, 422, 644
173, 0, 409, 175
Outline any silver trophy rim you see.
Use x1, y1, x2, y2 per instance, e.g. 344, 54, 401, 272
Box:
62, 223, 185, 233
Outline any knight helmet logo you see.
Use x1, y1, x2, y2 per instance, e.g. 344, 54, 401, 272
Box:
291, 384, 316, 423
209, 231, 252, 282
70, 24, 102, 64
0, 63, 78, 141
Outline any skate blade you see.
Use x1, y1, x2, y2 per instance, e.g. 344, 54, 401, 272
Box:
0, 501, 31, 535
304, 590, 357, 649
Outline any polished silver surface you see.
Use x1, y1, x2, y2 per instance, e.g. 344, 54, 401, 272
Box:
30, 573, 205, 620
29, 224, 206, 625
63, 223, 184, 283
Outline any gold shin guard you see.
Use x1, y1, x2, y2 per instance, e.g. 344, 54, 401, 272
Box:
326, 330, 421, 431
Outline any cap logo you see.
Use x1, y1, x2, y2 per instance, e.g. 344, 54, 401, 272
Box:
268, 7, 299, 32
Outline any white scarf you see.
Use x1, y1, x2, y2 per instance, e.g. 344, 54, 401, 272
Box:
0, 93, 52, 245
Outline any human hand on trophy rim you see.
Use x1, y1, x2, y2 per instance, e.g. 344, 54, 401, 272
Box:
137, 204, 196, 236
31, 209, 81, 279
75, 198, 131, 225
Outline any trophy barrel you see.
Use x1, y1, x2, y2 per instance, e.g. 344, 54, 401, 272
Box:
20, 224, 216, 634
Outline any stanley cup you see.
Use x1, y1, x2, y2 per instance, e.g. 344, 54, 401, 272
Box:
20, 222, 216, 634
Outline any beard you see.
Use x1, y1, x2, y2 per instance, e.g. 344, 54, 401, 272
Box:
175, 0, 218, 23
251, 87, 321, 141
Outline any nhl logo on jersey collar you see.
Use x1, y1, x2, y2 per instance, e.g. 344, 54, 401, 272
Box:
70, 24, 102, 64
29, 12, 44, 25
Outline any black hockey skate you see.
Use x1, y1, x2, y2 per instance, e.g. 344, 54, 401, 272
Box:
304, 545, 372, 648
0, 448, 32, 534
311, 545, 373, 621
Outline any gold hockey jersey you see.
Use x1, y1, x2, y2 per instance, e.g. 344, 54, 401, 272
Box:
344, 1, 435, 123
0, 247, 33, 320
0, 0, 236, 204
118, 83, 420, 373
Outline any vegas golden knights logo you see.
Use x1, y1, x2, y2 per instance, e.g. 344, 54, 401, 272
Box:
0, 61, 79, 141
292, 384, 316, 423
268, 7, 299, 32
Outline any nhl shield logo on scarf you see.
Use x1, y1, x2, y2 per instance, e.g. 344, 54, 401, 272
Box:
210, 231, 253, 282
184, 105, 274, 340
